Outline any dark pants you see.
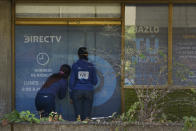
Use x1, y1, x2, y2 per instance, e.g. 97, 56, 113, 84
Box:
35, 93, 55, 117
72, 90, 93, 121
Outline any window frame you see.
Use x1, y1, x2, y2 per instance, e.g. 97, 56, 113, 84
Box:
12, 0, 196, 113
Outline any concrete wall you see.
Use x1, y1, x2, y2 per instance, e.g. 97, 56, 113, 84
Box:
0, 0, 12, 116
0, 123, 188, 131
0, 124, 11, 131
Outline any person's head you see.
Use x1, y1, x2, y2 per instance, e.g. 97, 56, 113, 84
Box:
78, 47, 88, 60
42, 64, 71, 88
59, 64, 71, 79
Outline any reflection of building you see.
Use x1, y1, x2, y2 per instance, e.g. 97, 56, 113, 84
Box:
1, 0, 196, 120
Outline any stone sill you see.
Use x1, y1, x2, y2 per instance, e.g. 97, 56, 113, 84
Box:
1, 121, 188, 131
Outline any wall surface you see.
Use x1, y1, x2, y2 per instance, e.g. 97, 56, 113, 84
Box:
0, 0, 12, 116
0, 123, 188, 131
0, 125, 11, 131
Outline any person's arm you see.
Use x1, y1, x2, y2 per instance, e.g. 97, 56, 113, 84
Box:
69, 65, 76, 100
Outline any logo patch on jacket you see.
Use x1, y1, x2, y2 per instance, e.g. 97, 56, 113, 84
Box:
78, 71, 89, 79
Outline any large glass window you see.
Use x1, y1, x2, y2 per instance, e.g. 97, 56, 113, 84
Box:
15, 25, 121, 120
16, 3, 121, 18
173, 5, 196, 86
125, 5, 168, 86
15, 2, 122, 119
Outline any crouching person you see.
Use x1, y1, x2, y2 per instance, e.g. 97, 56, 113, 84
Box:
35, 64, 71, 117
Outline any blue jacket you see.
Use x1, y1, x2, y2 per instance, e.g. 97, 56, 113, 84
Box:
37, 78, 67, 99
69, 59, 97, 92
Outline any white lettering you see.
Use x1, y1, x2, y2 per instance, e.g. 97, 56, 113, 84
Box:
24, 36, 29, 43
40, 36, 44, 43
144, 25, 149, 33
34, 36, 39, 43
128, 25, 159, 34
56, 36, 61, 43
138, 25, 143, 33
44, 36, 49, 43
154, 26, 159, 33
24, 81, 39, 86
24, 35, 62, 44
78, 71, 89, 79
50, 36, 55, 43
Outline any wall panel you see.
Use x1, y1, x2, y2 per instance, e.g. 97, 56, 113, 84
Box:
0, 0, 12, 116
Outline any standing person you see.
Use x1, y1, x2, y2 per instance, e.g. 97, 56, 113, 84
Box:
35, 64, 71, 117
69, 47, 97, 121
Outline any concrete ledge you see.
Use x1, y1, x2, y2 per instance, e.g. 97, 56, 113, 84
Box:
0, 124, 11, 131
0, 122, 186, 131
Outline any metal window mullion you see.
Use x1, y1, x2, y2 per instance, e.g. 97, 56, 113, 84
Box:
120, 2, 125, 113
15, 18, 121, 25
168, 3, 173, 85
11, 1, 16, 131
11, 0, 16, 112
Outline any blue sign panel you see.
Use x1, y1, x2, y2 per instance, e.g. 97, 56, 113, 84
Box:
173, 28, 196, 85
15, 26, 121, 120
125, 26, 168, 85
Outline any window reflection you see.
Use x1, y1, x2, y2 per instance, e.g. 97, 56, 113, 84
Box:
125, 5, 168, 85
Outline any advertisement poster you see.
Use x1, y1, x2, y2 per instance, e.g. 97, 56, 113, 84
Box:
173, 28, 196, 85
15, 26, 121, 120
125, 25, 168, 85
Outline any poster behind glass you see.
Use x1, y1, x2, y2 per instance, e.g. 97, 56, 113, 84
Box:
173, 5, 196, 86
15, 26, 121, 120
124, 5, 168, 86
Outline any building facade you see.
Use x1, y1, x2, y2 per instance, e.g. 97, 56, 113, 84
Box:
1, 0, 196, 119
